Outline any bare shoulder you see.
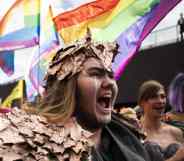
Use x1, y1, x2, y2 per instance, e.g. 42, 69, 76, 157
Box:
0, 108, 94, 161
164, 123, 184, 142
163, 123, 182, 134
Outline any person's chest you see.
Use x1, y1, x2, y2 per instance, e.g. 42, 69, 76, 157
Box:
146, 130, 181, 149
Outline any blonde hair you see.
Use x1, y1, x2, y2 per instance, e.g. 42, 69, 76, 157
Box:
36, 75, 77, 123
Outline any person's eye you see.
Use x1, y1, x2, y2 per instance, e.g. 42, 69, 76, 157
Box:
150, 94, 156, 98
160, 94, 166, 99
89, 71, 103, 77
108, 72, 114, 78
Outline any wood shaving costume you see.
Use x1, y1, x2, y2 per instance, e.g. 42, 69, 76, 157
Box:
0, 108, 94, 161
0, 109, 150, 161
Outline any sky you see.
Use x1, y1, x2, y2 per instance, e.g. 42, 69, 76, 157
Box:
0, 0, 184, 84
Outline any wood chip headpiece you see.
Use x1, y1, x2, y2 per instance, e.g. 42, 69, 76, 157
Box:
44, 30, 119, 88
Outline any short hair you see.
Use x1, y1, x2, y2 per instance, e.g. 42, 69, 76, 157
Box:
138, 80, 164, 105
168, 73, 184, 113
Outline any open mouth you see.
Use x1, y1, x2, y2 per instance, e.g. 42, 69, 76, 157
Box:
153, 106, 164, 110
153, 106, 165, 113
97, 96, 112, 114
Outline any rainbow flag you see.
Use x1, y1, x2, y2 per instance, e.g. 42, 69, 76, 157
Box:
27, 46, 59, 101
0, 0, 40, 51
0, 50, 14, 76
0, 46, 34, 85
0, 0, 181, 101
54, 0, 182, 79
0, 1, 60, 101
26, 2, 59, 100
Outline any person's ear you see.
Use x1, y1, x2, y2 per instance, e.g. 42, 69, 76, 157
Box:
140, 100, 146, 109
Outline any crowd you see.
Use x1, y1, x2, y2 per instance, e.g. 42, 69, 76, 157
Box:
0, 31, 184, 161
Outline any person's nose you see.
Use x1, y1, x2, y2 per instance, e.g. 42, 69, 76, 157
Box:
101, 74, 116, 90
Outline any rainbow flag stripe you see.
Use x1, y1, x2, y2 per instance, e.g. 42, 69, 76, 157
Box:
0, 0, 40, 50
114, 0, 181, 79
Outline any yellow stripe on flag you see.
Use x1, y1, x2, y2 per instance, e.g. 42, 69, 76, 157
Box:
2, 80, 23, 108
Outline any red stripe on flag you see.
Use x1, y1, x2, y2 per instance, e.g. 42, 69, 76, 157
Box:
54, 0, 119, 30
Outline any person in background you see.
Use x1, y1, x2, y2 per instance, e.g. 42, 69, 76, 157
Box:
165, 73, 184, 132
138, 80, 184, 161
134, 105, 144, 120
0, 31, 150, 161
177, 13, 184, 41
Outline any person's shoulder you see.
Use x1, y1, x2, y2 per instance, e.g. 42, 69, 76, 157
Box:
164, 122, 183, 139
0, 109, 94, 160
164, 122, 182, 132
